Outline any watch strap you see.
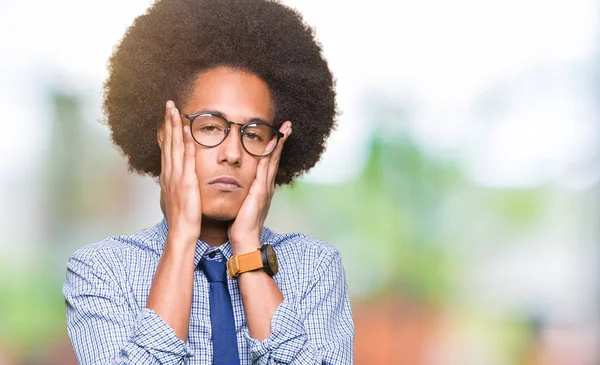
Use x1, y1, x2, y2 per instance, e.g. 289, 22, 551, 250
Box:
226, 249, 263, 279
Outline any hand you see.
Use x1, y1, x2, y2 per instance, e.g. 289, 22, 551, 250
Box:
228, 121, 292, 254
158, 100, 202, 242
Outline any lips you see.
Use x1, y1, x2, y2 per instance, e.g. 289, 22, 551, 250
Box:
207, 176, 242, 191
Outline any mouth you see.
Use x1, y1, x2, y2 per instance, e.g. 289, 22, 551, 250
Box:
207, 176, 242, 191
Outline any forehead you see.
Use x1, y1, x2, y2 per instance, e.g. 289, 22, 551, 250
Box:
184, 67, 274, 123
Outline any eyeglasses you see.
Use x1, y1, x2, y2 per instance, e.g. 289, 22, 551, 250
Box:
181, 112, 284, 157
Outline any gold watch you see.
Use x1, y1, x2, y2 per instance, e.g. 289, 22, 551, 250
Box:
226, 244, 278, 279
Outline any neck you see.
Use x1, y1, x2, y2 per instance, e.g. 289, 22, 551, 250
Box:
199, 218, 230, 247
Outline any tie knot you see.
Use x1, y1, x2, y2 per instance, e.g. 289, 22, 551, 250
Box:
200, 258, 227, 283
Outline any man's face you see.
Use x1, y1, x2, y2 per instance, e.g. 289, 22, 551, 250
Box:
182, 67, 274, 221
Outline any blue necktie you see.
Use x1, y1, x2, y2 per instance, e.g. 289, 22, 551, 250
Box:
200, 258, 241, 365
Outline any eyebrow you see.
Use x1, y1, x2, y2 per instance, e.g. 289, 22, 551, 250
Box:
194, 109, 272, 125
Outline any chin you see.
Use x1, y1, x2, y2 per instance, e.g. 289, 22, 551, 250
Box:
202, 201, 241, 222
202, 212, 236, 222
200, 189, 245, 222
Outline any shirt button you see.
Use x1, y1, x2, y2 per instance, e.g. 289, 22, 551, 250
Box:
208, 251, 216, 259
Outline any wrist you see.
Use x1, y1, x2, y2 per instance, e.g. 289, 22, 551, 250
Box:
166, 231, 198, 250
167, 219, 200, 239
227, 243, 278, 279
230, 236, 261, 256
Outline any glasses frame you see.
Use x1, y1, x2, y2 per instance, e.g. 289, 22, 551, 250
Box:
181, 111, 284, 157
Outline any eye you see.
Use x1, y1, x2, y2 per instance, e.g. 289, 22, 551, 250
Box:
243, 131, 264, 142
197, 123, 224, 133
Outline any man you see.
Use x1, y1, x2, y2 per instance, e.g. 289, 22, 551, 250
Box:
63, 0, 354, 364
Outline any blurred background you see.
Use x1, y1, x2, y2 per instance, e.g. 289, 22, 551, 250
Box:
1, 0, 599, 364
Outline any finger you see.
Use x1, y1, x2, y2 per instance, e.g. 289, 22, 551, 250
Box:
162, 101, 174, 177
267, 121, 292, 186
158, 127, 166, 183
254, 141, 274, 188
169, 105, 184, 177
255, 132, 281, 185
182, 124, 197, 179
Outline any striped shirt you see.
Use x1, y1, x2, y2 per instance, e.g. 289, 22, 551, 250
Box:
63, 219, 354, 364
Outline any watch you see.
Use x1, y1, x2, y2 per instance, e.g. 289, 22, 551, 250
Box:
226, 244, 279, 279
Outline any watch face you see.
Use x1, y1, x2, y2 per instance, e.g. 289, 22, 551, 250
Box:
264, 244, 278, 275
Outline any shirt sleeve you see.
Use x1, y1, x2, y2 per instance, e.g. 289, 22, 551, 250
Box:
244, 251, 354, 364
62, 248, 194, 365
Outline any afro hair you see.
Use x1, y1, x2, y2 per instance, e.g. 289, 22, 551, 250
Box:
103, 0, 337, 185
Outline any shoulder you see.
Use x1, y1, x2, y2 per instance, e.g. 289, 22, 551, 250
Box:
263, 228, 343, 276
64, 223, 165, 302
266, 227, 339, 256
67, 222, 164, 271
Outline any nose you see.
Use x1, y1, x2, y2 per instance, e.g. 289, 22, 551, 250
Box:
218, 124, 243, 166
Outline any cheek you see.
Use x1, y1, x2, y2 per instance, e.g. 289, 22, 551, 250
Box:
243, 157, 261, 181
194, 148, 213, 181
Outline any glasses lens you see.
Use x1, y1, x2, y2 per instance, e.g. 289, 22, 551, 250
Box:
242, 123, 278, 156
191, 114, 228, 146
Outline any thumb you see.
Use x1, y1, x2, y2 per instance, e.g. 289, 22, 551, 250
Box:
159, 190, 166, 217
227, 220, 235, 239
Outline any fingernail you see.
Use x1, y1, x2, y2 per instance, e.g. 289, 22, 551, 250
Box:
170, 108, 177, 116
166, 100, 173, 108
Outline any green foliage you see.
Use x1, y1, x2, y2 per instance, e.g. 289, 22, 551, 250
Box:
480, 189, 547, 228
275, 130, 546, 305
0, 255, 67, 358
274, 134, 465, 302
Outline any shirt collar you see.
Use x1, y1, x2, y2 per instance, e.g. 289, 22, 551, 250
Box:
154, 217, 275, 269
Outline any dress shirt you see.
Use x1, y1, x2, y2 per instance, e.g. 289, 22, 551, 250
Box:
63, 218, 354, 364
